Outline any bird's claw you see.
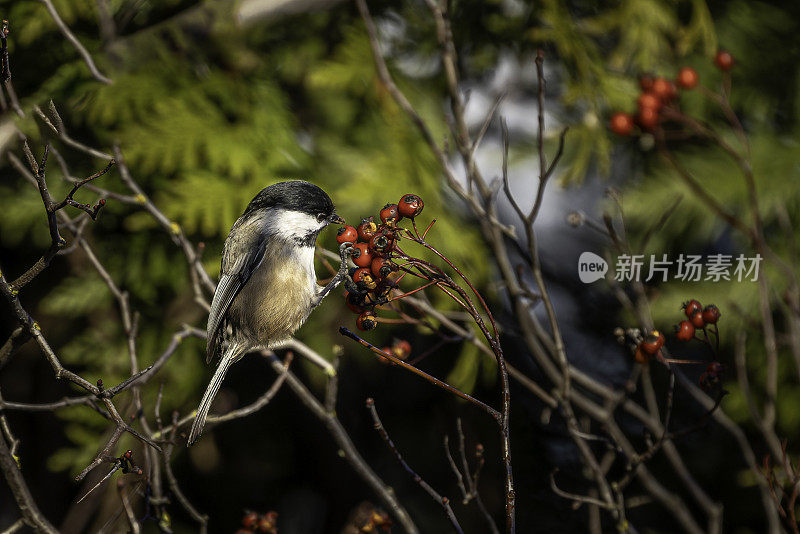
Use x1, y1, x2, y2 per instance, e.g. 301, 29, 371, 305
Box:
339, 242, 354, 262
338, 242, 354, 278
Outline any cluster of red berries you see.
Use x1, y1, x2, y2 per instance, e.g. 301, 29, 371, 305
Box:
672, 299, 724, 390
337, 194, 424, 331
674, 299, 721, 342
634, 330, 666, 364
237, 511, 278, 534
609, 50, 735, 136
378, 339, 412, 365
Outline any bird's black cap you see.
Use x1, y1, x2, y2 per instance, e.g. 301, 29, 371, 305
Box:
243, 180, 335, 218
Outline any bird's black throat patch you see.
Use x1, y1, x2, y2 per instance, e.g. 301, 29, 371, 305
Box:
293, 230, 320, 248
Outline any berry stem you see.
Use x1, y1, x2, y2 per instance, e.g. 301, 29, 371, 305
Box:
395, 261, 470, 309
663, 358, 705, 365
339, 327, 500, 420
404, 236, 499, 339
387, 280, 438, 303
420, 218, 437, 239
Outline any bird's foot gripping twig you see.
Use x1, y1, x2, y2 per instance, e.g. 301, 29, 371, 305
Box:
313, 243, 354, 306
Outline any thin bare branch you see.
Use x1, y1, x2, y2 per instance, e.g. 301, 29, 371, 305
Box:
367, 399, 463, 534
264, 351, 419, 534
36, 0, 112, 84
0, 429, 59, 533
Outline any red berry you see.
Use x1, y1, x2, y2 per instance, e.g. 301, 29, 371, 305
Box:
683, 299, 702, 317
655, 331, 665, 349
699, 372, 711, 391
640, 331, 664, 355
377, 347, 394, 364
714, 50, 734, 71
651, 77, 675, 101
344, 291, 367, 313
609, 112, 634, 136
634, 345, 650, 364
351, 243, 373, 268
362, 291, 380, 307
394, 339, 411, 358
357, 217, 379, 241
637, 107, 659, 131
369, 233, 393, 255
380, 203, 401, 226
675, 320, 695, 342
353, 268, 377, 290
700, 362, 724, 391
257, 511, 278, 533
371, 257, 396, 279
676, 67, 699, 89
707, 361, 724, 376
370, 509, 391, 526
398, 194, 424, 218
257, 517, 274, 533
637, 92, 661, 112
639, 74, 655, 92
356, 311, 378, 331
336, 225, 358, 245
98, 199, 106, 205
242, 512, 259, 529
702, 304, 721, 325
690, 311, 705, 329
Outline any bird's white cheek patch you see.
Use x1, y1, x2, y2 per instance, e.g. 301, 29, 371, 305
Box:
266, 208, 325, 241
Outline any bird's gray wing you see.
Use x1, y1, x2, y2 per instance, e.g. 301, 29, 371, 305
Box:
206, 227, 268, 364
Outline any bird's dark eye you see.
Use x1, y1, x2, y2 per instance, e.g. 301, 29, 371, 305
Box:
317, 213, 326, 222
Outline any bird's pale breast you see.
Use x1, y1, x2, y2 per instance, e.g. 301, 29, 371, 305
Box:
228, 241, 317, 347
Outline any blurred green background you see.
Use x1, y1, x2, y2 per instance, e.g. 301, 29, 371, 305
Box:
1, 0, 799, 532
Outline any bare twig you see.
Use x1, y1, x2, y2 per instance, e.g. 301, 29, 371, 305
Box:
0, 430, 59, 533
340, 327, 499, 418
156, 352, 292, 438
36, 103, 114, 161
550, 470, 616, 510
116, 479, 141, 534
444, 421, 499, 534
164, 412, 208, 533
264, 351, 419, 534
36, 0, 112, 84
0, 518, 25, 534
0, 20, 23, 117
367, 398, 463, 533
113, 146, 216, 294
9, 146, 110, 291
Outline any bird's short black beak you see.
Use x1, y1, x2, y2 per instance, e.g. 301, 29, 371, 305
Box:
328, 213, 345, 225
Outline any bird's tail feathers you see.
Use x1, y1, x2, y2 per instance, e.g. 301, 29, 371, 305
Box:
187, 348, 242, 446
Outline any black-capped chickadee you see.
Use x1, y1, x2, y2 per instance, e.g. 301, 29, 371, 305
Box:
188, 181, 350, 445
